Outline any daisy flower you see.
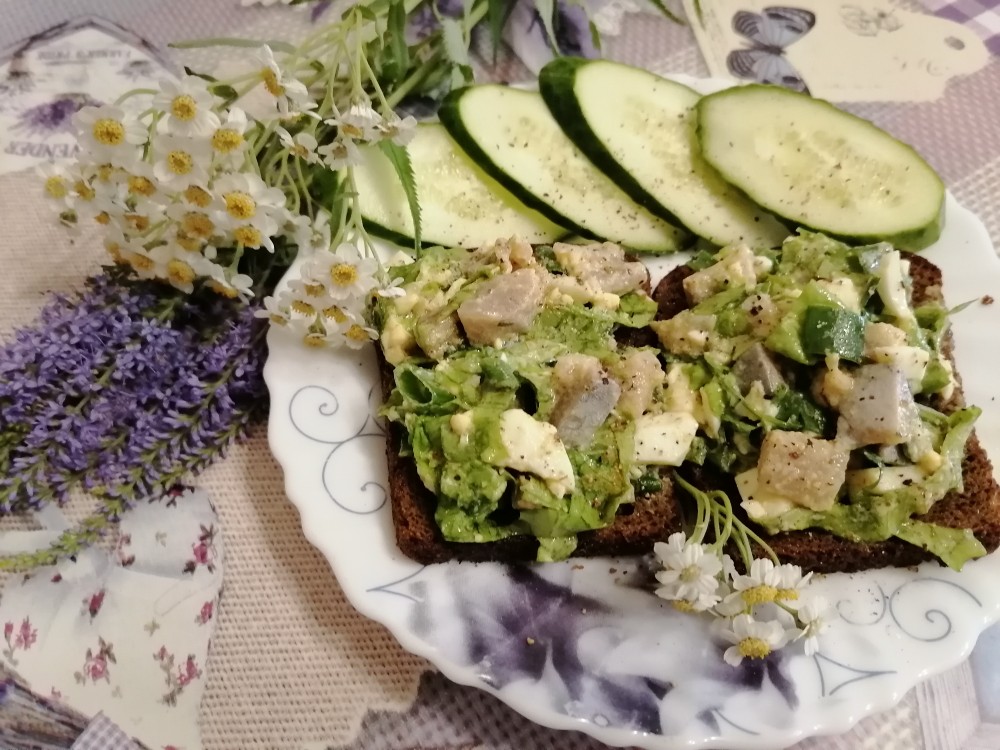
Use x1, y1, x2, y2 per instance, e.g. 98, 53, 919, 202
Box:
124, 161, 163, 203
38, 162, 71, 203
207, 271, 255, 300
254, 45, 315, 117
210, 107, 251, 167
289, 210, 332, 254
378, 114, 418, 146
153, 76, 221, 137
151, 133, 212, 190
339, 317, 379, 349
211, 172, 288, 236
794, 596, 829, 656
73, 105, 146, 167
333, 102, 383, 142
304, 242, 379, 301
166, 203, 220, 244
316, 136, 361, 170
276, 127, 320, 164
255, 292, 294, 326
718, 613, 796, 667
653, 532, 723, 610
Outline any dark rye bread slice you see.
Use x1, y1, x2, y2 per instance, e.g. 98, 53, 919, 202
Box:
653, 254, 1000, 574
379, 260, 685, 564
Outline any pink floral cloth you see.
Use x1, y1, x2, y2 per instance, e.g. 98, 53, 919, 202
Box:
0, 487, 224, 750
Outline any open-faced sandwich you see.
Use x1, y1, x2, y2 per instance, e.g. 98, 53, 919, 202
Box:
373, 233, 1000, 572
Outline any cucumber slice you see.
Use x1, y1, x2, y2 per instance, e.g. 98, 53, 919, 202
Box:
696, 85, 945, 250
438, 85, 689, 255
354, 123, 564, 249
539, 58, 788, 249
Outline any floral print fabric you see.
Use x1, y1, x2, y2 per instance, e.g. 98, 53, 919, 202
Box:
0, 487, 224, 750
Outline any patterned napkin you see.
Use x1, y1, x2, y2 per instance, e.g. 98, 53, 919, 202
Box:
0, 488, 224, 750
923, 0, 1000, 55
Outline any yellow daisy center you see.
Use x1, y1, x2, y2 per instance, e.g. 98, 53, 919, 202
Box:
181, 212, 214, 239
166, 150, 193, 175
96, 164, 116, 182
171, 94, 197, 121
269, 314, 288, 326
128, 176, 156, 197
44, 176, 68, 199
105, 241, 125, 263
183, 185, 212, 207
125, 214, 151, 232
679, 565, 703, 583
223, 191, 256, 220
340, 123, 363, 139
208, 279, 239, 299
95, 212, 111, 226
323, 305, 348, 323
129, 253, 153, 272
330, 263, 358, 287
167, 259, 196, 285
672, 600, 696, 613
345, 324, 370, 343
93, 118, 125, 146
175, 232, 202, 252
234, 226, 263, 248
303, 332, 326, 347
741, 585, 779, 606
261, 68, 284, 97
291, 143, 310, 158
73, 180, 95, 201
737, 637, 771, 660
775, 588, 799, 602
212, 129, 244, 154
303, 283, 325, 297
291, 300, 315, 316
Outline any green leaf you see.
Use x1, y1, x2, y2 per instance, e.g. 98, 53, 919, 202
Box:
169, 37, 297, 53
533, 0, 561, 53
486, 0, 508, 62
386, 0, 411, 79
377, 140, 422, 251
441, 17, 472, 68
645, 0, 685, 24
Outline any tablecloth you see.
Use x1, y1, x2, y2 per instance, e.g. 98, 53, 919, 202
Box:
0, 1, 999, 748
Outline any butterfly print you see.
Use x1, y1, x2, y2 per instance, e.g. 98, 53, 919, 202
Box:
726, 6, 816, 94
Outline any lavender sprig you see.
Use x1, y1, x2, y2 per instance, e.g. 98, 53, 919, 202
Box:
0, 269, 269, 570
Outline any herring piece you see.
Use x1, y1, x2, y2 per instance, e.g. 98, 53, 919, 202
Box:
457, 267, 546, 345
498, 409, 575, 497
550, 354, 622, 447
757, 430, 850, 511
839, 364, 920, 446
735, 468, 796, 520
552, 242, 648, 295
615, 350, 664, 419
632, 412, 699, 466
868, 345, 930, 391
732, 342, 786, 396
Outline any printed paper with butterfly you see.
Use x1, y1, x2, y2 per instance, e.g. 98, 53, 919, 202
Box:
682, 0, 989, 102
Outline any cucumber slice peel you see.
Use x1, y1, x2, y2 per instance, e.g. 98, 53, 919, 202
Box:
353, 123, 565, 249
539, 57, 789, 249
438, 85, 690, 255
696, 85, 945, 250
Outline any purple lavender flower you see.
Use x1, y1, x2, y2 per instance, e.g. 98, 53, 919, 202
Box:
0, 270, 267, 517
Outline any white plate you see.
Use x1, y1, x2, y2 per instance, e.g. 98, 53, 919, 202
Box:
263, 80, 1000, 749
